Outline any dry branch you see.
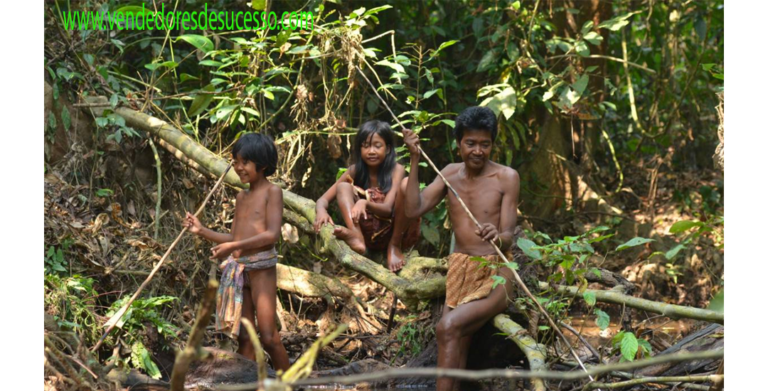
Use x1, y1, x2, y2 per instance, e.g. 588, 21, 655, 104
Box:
583, 375, 723, 390
493, 315, 547, 391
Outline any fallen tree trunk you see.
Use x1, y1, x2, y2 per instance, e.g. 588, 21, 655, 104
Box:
493, 315, 547, 391
539, 282, 724, 324
276, 263, 353, 300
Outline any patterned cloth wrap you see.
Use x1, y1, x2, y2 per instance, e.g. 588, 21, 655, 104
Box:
348, 179, 420, 252
445, 252, 510, 308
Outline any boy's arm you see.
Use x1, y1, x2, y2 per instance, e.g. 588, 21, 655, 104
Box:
185, 205, 235, 244
230, 185, 283, 252
195, 226, 234, 244
365, 164, 405, 218
494, 168, 520, 252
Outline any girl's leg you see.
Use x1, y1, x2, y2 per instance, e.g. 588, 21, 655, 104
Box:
333, 182, 367, 254
387, 177, 414, 272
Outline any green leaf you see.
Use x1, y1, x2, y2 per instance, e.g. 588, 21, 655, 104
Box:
702, 63, 716, 71
583, 291, 596, 306
131, 342, 162, 379
669, 220, 703, 234
251, 0, 266, 10
707, 290, 724, 313
56, 68, 75, 81
594, 309, 610, 330
115, 5, 150, 17
198, 60, 223, 67
637, 338, 653, 357
506, 41, 520, 63
177, 34, 214, 53
61, 106, 71, 132
616, 237, 654, 251
491, 275, 507, 289
581, 20, 594, 35
572, 74, 589, 96
188, 84, 216, 117
144, 61, 178, 71
431, 40, 459, 58
620, 332, 639, 361
480, 86, 516, 120
517, 238, 542, 261
542, 88, 556, 102
96, 188, 114, 197
597, 11, 640, 32
376, 59, 405, 74
558, 87, 580, 108
665, 244, 685, 260
423, 89, 441, 100
363, 5, 393, 17
476, 49, 499, 73
47, 112, 58, 132
575, 40, 590, 57
584, 31, 603, 45
110, 94, 119, 109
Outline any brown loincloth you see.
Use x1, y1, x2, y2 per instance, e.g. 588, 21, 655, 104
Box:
445, 252, 509, 308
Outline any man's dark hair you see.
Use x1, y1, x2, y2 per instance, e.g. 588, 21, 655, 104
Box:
453, 106, 498, 142
232, 133, 278, 176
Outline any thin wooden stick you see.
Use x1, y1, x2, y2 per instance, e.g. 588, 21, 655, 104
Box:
91, 162, 233, 352
354, 65, 595, 380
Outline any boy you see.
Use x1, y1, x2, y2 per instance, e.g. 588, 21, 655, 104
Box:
184, 133, 290, 371
402, 106, 520, 391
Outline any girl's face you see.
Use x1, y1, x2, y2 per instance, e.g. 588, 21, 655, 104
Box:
361, 132, 389, 169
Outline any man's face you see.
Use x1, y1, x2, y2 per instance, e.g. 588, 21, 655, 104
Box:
459, 129, 493, 170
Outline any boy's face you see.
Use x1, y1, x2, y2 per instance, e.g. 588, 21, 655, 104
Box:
233, 153, 261, 183
361, 132, 389, 169
458, 129, 493, 170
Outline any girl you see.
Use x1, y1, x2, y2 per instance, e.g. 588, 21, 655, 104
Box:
314, 120, 420, 272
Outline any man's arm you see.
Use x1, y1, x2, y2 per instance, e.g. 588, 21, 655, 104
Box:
233, 185, 284, 252
495, 168, 520, 252
402, 129, 447, 218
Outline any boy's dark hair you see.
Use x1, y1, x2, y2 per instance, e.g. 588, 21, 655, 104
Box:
453, 106, 498, 143
352, 120, 397, 193
232, 133, 278, 176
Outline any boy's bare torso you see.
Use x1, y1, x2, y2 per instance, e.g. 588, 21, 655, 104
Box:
232, 183, 275, 256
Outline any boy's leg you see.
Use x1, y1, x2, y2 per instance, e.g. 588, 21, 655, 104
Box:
387, 177, 413, 272
247, 268, 291, 372
237, 286, 256, 360
436, 278, 513, 391
333, 182, 366, 254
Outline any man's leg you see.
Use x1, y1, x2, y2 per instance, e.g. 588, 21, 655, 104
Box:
333, 182, 366, 254
248, 268, 291, 371
436, 278, 512, 391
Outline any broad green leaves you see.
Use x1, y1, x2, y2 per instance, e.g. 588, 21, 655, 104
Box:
583, 291, 596, 306
598, 11, 642, 31
708, 290, 724, 313
131, 341, 162, 379
669, 220, 704, 234
479, 85, 516, 120
594, 309, 610, 330
177, 34, 214, 53
188, 84, 216, 117
612, 331, 651, 361
616, 237, 654, 251
517, 238, 542, 261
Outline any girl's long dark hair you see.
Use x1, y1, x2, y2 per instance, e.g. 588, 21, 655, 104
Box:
352, 120, 397, 193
